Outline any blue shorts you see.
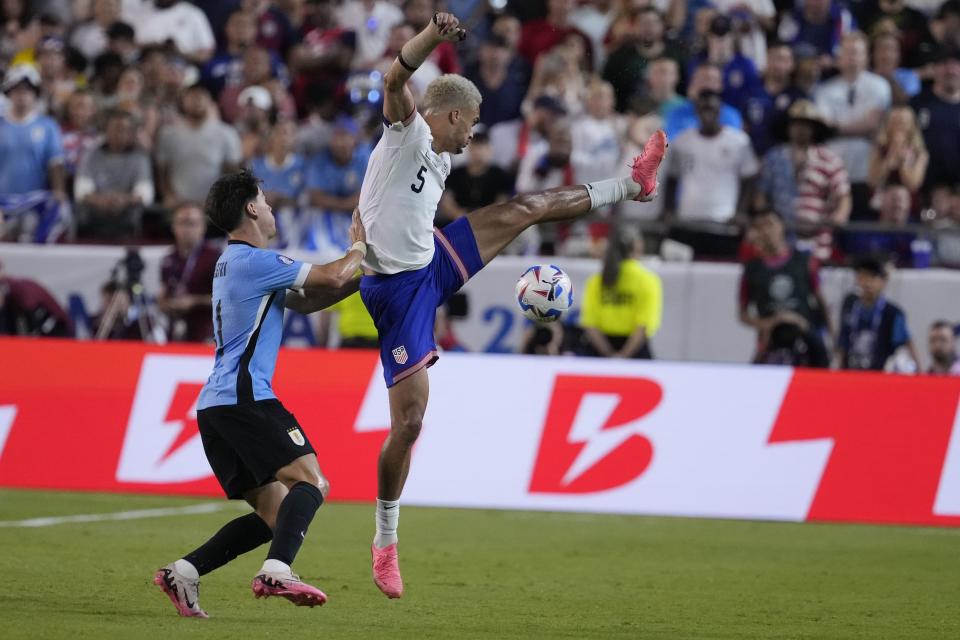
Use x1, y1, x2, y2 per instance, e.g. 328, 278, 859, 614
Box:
360, 217, 484, 387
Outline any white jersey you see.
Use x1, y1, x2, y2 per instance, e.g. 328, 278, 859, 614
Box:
359, 112, 451, 274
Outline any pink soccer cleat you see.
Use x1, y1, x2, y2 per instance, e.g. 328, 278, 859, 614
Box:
154, 564, 209, 618
252, 569, 327, 607
630, 130, 667, 199
371, 543, 403, 599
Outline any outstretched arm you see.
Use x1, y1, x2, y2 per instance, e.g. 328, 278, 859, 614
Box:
300, 209, 367, 291
383, 12, 464, 123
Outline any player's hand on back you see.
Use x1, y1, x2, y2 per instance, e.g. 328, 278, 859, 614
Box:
432, 12, 466, 42
350, 208, 366, 245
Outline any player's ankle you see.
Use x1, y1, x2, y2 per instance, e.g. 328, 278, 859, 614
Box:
374, 498, 400, 548
261, 558, 291, 574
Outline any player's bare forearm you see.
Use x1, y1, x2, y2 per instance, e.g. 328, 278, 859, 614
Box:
286, 278, 360, 314
303, 250, 364, 291
384, 12, 463, 122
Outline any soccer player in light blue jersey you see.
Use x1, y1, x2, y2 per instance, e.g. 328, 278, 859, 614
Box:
154, 170, 367, 616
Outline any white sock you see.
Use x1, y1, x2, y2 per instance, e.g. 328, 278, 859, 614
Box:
174, 559, 199, 580
585, 177, 642, 210
374, 498, 400, 549
260, 558, 291, 575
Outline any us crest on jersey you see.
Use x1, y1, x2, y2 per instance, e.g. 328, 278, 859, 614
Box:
287, 427, 305, 446
392, 345, 408, 365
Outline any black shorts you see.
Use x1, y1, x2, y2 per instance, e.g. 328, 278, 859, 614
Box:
197, 399, 316, 499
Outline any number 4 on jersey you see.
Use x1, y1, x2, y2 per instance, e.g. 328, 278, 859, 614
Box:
411, 165, 426, 193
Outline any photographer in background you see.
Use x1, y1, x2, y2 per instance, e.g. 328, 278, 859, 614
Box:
0, 260, 72, 337
157, 203, 220, 342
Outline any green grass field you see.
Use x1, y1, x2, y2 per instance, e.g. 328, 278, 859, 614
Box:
0, 489, 957, 639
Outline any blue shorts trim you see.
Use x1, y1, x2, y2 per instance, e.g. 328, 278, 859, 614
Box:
360, 217, 483, 387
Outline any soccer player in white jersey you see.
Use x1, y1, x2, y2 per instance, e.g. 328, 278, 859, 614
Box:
359, 12, 667, 598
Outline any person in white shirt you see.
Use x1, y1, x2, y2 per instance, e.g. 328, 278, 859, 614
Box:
711, 0, 777, 71
665, 90, 759, 223
357, 11, 666, 601
814, 31, 891, 217
336, 0, 404, 69
130, 0, 216, 65
571, 78, 623, 186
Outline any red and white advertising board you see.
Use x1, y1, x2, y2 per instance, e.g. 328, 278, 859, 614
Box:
1, 337, 959, 527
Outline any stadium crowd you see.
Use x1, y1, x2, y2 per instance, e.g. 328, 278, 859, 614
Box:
0, 0, 958, 372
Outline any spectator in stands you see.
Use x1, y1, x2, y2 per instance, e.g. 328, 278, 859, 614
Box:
155, 83, 243, 209
571, 79, 623, 188
927, 320, 960, 375
664, 90, 758, 227
106, 21, 138, 65
646, 56, 683, 117
320, 292, 379, 349
0, 1, 35, 65
921, 0, 960, 63
742, 42, 805, 155
490, 11, 523, 56
0, 65, 68, 243
466, 33, 528, 127
157, 202, 219, 342
335, 0, 404, 69
75, 109, 154, 240
489, 94, 566, 172
837, 255, 919, 371
911, 49, 960, 206
252, 118, 304, 248
602, 6, 682, 113
234, 85, 274, 163
571, 0, 614, 72
579, 227, 662, 359
60, 89, 100, 180
218, 45, 286, 123
403, 0, 460, 74
739, 209, 831, 367
305, 115, 370, 251
843, 184, 916, 266
710, 0, 777, 72
687, 14, 763, 113
757, 100, 851, 260
867, 106, 928, 197
519, 0, 592, 65
201, 9, 259, 99
113, 66, 159, 151
871, 32, 921, 105
70, 0, 122, 62
863, 0, 934, 69
89, 51, 125, 108
439, 127, 513, 226
244, 0, 298, 58
516, 119, 573, 254
0, 260, 72, 337
815, 32, 892, 220
793, 43, 824, 97
131, 0, 216, 65
36, 36, 76, 114
777, 0, 856, 60
376, 23, 442, 101
663, 63, 744, 143
522, 40, 588, 119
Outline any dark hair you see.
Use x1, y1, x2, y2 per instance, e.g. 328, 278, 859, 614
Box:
205, 170, 261, 233
107, 21, 135, 41
602, 226, 641, 288
931, 319, 955, 332
853, 255, 888, 278
749, 208, 783, 224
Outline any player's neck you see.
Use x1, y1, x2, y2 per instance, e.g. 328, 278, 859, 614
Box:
228, 228, 267, 249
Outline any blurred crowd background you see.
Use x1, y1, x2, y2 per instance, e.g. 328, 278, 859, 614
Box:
1, 0, 959, 374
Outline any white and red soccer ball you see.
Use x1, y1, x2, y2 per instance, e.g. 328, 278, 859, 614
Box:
515, 265, 574, 323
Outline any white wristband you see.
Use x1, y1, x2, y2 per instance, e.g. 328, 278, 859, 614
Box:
350, 241, 367, 258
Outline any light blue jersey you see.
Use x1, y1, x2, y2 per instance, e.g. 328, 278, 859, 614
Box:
197, 240, 310, 409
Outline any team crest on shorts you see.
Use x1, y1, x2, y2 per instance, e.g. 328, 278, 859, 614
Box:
287, 427, 305, 446
392, 345, 408, 365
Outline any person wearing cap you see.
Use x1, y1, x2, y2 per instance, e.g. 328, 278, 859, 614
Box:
234, 84, 275, 163
304, 114, 371, 251
757, 99, 851, 250
465, 32, 528, 127
911, 49, 960, 202
155, 83, 243, 208
0, 64, 69, 243
217, 45, 283, 124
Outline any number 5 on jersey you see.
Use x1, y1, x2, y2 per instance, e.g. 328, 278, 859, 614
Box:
411, 165, 427, 193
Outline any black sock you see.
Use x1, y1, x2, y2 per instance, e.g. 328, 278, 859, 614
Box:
266, 481, 324, 566
183, 512, 273, 576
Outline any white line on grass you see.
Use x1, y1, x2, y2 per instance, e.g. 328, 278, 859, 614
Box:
0, 502, 246, 528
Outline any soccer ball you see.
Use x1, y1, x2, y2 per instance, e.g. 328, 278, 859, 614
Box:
515, 265, 574, 323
